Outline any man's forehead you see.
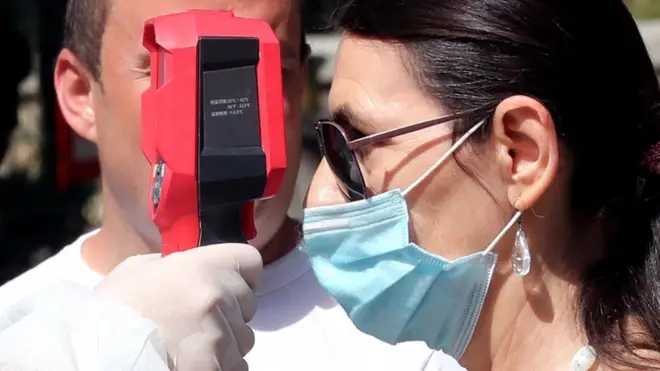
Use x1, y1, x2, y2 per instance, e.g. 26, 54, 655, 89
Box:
108, 0, 299, 54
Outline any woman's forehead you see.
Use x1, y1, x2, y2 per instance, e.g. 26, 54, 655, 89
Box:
330, 36, 443, 128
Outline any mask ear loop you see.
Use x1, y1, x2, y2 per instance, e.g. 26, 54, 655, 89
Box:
483, 210, 522, 254
402, 119, 486, 197
399, 118, 522, 254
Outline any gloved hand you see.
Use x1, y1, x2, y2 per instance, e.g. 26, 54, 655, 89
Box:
95, 244, 263, 371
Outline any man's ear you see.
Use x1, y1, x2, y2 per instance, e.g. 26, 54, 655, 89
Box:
491, 95, 559, 211
54, 48, 98, 143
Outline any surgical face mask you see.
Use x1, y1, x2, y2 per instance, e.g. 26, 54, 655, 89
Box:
301, 120, 522, 359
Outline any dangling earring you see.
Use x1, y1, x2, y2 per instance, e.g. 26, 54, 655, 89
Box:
512, 214, 531, 276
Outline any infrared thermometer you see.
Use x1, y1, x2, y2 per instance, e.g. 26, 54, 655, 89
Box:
141, 10, 287, 255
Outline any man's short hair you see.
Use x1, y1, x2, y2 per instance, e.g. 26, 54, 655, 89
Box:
63, 0, 308, 82
63, 0, 108, 80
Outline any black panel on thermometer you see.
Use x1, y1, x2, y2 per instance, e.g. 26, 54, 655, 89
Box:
196, 36, 267, 244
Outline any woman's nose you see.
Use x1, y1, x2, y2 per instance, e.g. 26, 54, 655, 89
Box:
304, 159, 348, 208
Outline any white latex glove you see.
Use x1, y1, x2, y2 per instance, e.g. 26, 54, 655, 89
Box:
95, 243, 263, 371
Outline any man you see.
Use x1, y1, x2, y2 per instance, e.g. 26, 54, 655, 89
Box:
0, 0, 458, 370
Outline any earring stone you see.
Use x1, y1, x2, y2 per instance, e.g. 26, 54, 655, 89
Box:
512, 219, 531, 276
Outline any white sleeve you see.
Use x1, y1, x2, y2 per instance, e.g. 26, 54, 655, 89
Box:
0, 281, 170, 371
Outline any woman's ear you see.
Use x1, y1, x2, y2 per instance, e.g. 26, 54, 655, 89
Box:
490, 95, 559, 210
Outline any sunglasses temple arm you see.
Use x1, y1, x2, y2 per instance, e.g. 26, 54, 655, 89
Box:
346, 110, 479, 150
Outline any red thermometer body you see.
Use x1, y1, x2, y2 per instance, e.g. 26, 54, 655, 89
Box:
141, 10, 287, 255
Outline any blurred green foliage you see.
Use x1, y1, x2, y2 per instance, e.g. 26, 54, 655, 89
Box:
628, 0, 660, 19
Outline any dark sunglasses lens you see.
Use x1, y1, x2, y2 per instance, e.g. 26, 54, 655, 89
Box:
318, 123, 366, 200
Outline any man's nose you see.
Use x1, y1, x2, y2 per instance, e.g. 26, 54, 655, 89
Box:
304, 159, 347, 208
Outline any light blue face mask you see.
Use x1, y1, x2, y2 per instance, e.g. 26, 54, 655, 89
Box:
301, 120, 522, 359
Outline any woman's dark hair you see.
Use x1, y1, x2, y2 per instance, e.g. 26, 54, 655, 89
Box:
337, 0, 660, 368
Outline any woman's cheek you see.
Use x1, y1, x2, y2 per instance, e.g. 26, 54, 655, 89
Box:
360, 148, 394, 192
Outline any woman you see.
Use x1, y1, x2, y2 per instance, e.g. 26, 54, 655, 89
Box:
301, 0, 660, 370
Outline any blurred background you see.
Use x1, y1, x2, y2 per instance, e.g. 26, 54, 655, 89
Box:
0, 0, 659, 284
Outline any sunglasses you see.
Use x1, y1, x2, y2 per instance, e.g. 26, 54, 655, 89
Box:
315, 108, 487, 201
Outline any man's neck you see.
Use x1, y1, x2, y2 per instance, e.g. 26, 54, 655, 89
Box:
82, 224, 151, 276
83, 212, 300, 276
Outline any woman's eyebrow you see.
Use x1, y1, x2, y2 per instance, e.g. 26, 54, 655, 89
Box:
330, 105, 372, 129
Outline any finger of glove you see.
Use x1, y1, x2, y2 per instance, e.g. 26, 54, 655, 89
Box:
200, 302, 247, 371
191, 244, 263, 290
174, 333, 223, 371
214, 270, 258, 323
207, 274, 256, 357
210, 304, 255, 357
228, 323, 255, 357
228, 359, 249, 371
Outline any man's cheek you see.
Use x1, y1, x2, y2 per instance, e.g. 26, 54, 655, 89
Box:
122, 92, 143, 144
131, 79, 150, 123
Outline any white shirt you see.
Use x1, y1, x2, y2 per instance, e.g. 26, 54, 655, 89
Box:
0, 231, 465, 371
0, 231, 103, 314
